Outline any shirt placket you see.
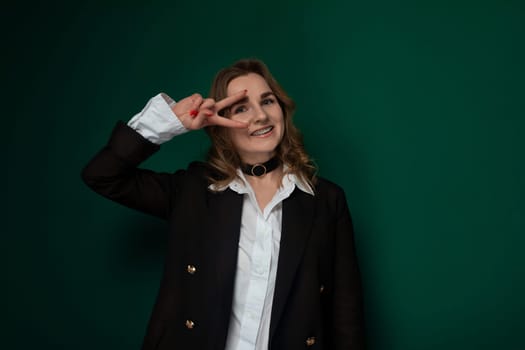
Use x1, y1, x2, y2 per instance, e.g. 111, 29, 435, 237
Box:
238, 208, 272, 348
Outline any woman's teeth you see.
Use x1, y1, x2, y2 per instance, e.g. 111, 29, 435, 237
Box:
251, 126, 273, 136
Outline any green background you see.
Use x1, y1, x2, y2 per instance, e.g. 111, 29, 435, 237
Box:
4, 0, 524, 349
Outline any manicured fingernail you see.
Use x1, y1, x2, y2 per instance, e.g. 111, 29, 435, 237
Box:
189, 109, 198, 117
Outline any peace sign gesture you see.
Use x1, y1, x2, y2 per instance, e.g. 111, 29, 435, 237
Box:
172, 90, 248, 130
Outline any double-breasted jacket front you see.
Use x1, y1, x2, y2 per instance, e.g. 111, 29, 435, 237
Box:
82, 122, 366, 350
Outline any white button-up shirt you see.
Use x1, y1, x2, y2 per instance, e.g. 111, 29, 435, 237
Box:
217, 169, 313, 350
128, 93, 314, 350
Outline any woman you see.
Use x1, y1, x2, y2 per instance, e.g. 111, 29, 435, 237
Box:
82, 59, 366, 349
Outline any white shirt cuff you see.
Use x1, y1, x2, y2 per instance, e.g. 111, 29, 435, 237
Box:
127, 93, 188, 144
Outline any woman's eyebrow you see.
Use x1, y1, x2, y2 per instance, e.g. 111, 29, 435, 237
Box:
260, 91, 275, 99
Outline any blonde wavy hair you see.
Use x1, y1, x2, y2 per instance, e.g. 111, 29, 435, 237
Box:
205, 59, 316, 189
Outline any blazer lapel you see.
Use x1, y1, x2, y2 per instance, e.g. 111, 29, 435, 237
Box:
269, 188, 316, 339
201, 188, 244, 348
204, 188, 244, 291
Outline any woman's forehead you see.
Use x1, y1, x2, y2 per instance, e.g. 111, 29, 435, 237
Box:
227, 73, 271, 95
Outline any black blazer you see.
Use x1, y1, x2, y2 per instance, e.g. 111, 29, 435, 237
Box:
82, 122, 366, 350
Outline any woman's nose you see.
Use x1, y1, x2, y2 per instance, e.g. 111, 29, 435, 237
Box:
251, 105, 269, 124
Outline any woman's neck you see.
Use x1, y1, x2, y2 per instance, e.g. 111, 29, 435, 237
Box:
244, 165, 284, 211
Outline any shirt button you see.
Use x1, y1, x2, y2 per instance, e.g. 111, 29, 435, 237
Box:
185, 319, 195, 329
306, 336, 316, 346
187, 265, 197, 274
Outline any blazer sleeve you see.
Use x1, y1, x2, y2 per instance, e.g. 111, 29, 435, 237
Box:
81, 120, 183, 219
332, 189, 367, 349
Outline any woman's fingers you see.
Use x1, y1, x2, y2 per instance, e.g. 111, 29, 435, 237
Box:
207, 115, 248, 129
214, 90, 247, 111
207, 91, 249, 128
200, 98, 216, 110
191, 110, 208, 128
173, 90, 249, 130
173, 93, 202, 117
189, 109, 247, 129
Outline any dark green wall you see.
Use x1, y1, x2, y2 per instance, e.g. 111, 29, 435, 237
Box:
4, 1, 524, 349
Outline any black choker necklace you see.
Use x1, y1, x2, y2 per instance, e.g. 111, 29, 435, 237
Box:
241, 157, 280, 177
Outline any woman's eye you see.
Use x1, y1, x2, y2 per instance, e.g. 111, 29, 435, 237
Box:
262, 98, 275, 105
233, 105, 247, 114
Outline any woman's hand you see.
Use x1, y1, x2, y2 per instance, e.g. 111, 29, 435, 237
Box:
171, 91, 248, 130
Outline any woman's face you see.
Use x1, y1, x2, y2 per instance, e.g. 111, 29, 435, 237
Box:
226, 73, 284, 164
